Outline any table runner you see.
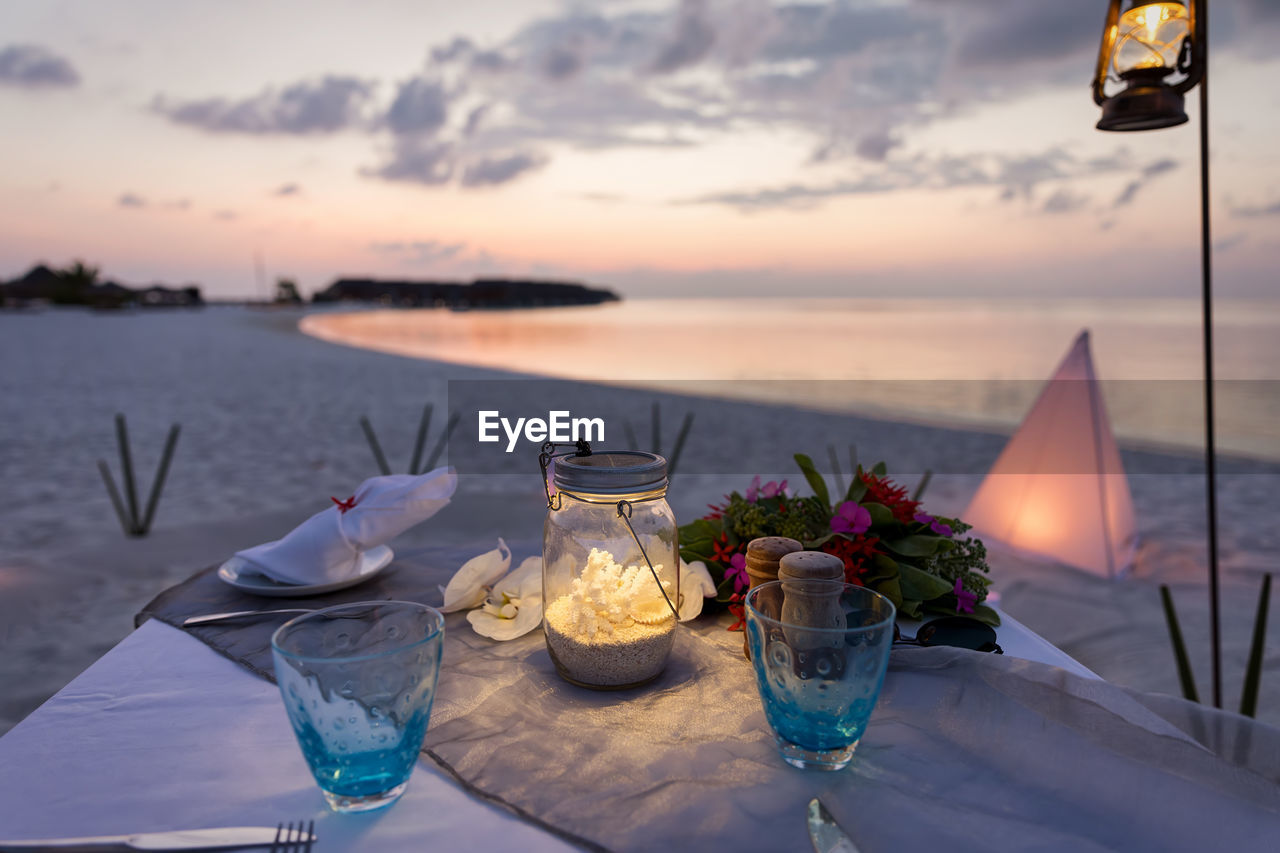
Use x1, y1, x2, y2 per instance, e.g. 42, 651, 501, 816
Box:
139, 542, 1280, 852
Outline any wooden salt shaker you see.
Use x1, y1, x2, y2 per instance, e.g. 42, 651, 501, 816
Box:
777, 551, 846, 653
742, 536, 803, 659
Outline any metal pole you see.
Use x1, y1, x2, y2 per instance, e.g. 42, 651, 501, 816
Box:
1197, 0, 1222, 709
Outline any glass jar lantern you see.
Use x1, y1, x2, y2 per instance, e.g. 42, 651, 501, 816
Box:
542, 451, 680, 689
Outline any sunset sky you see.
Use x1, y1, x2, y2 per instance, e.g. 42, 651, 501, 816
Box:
2, 0, 1278, 299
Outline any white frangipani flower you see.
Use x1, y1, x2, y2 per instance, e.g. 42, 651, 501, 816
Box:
467, 556, 544, 641
440, 538, 511, 613
677, 559, 716, 622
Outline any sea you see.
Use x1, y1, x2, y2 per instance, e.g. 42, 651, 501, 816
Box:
3, 297, 1278, 560
300, 296, 1280, 460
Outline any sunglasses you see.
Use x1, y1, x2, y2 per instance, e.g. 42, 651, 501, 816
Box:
893, 616, 1003, 654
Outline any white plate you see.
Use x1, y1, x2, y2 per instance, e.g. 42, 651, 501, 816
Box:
217, 545, 394, 597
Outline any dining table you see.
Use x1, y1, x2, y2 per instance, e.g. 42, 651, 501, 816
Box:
1, 524, 1277, 851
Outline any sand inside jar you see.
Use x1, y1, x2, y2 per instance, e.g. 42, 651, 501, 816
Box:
544, 597, 675, 687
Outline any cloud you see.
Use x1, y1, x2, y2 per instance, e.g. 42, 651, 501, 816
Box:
943, 0, 1101, 69
460, 151, 546, 187
1214, 232, 1248, 253
682, 174, 901, 211
118, 193, 146, 208
369, 239, 466, 264
683, 144, 1151, 212
1112, 158, 1179, 208
213, 210, 238, 221
1041, 188, 1089, 214
157, 0, 1173, 202
385, 77, 448, 134
649, 0, 716, 74
154, 75, 375, 134
1113, 180, 1143, 208
1231, 200, 1280, 218
0, 44, 79, 88
763, 3, 940, 62
855, 130, 902, 162
162, 198, 191, 211
365, 138, 455, 185
273, 183, 301, 197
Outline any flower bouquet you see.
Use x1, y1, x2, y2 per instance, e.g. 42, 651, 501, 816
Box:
678, 454, 997, 626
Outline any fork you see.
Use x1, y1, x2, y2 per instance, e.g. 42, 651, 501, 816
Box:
270, 820, 315, 852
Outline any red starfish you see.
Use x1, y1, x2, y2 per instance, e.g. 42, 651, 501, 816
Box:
331, 495, 357, 514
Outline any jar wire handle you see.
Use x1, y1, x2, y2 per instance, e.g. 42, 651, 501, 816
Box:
539, 440, 592, 510
616, 499, 680, 621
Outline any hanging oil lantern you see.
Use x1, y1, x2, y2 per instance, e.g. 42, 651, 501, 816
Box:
1093, 1, 1204, 131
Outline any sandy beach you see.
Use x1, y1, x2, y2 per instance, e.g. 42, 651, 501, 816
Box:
2, 305, 1277, 734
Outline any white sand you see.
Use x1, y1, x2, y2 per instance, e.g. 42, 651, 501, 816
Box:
543, 596, 676, 687
2, 306, 1277, 734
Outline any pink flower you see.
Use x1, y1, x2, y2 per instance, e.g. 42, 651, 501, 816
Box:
746, 476, 788, 503
762, 479, 787, 499
914, 512, 953, 538
830, 501, 872, 535
727, 552, 749, 593
953, 577, 977, 614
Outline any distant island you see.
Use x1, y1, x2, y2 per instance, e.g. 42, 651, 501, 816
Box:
0, 263, 202, 309
313, 277, 620, 309
0, 263, 620, 311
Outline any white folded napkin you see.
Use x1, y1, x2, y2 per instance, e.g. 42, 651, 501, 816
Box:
235, 467, 458, 585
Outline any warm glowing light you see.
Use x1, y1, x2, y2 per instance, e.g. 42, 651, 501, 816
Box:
1112, 2, 1189, 74
964, 332, 1137, 579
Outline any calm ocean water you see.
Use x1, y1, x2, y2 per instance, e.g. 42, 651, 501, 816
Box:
4, 298, 1278, 561
303, 297, 1280, 460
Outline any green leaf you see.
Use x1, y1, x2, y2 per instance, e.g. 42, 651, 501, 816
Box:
897, 563, 954, 601
679, 547, 714, 567
871, 576, 903, 609
713, 575, 739, 603
844, 471, 868, 504
862, 502, 894, 526
871, 461, 887, 477
804, 532, 838, 549
863, 555, 899, 584
680, 518, 721, 539
898, 598, 923, 619
883, 535, 944, 558
793, 453, 830, 507
921, 601, 1000, 626
969, 603, 1001, 626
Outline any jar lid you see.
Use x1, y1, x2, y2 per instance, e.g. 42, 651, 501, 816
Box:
554, 451, 668, 495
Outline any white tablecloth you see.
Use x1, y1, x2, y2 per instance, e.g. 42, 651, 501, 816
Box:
0, 608, 1093, 849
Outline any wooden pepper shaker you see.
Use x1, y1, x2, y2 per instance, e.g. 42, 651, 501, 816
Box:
743, 536, 803, 659
777, 551, 846, 652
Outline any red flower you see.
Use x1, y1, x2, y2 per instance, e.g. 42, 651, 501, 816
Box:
330, 495, 357, 514
821, 535, 881, 585
727, 593, 746, 632
704, 495, 731, 521
860, 472, 920, 524
711, 532, 737, 565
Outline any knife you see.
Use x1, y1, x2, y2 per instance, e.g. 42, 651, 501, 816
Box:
183, 609, 312, 627
807, 798, 860, 853
0, 826, 304, 850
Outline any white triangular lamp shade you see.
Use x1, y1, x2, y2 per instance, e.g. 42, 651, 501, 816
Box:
964, 330, 1137, 579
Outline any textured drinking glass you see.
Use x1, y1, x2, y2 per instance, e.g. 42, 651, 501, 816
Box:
745, 580, 895, 770
271, 601, 444, 812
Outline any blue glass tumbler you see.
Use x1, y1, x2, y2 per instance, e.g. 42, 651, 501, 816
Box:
745, 580, 895, 770
272, 601, 444, 812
